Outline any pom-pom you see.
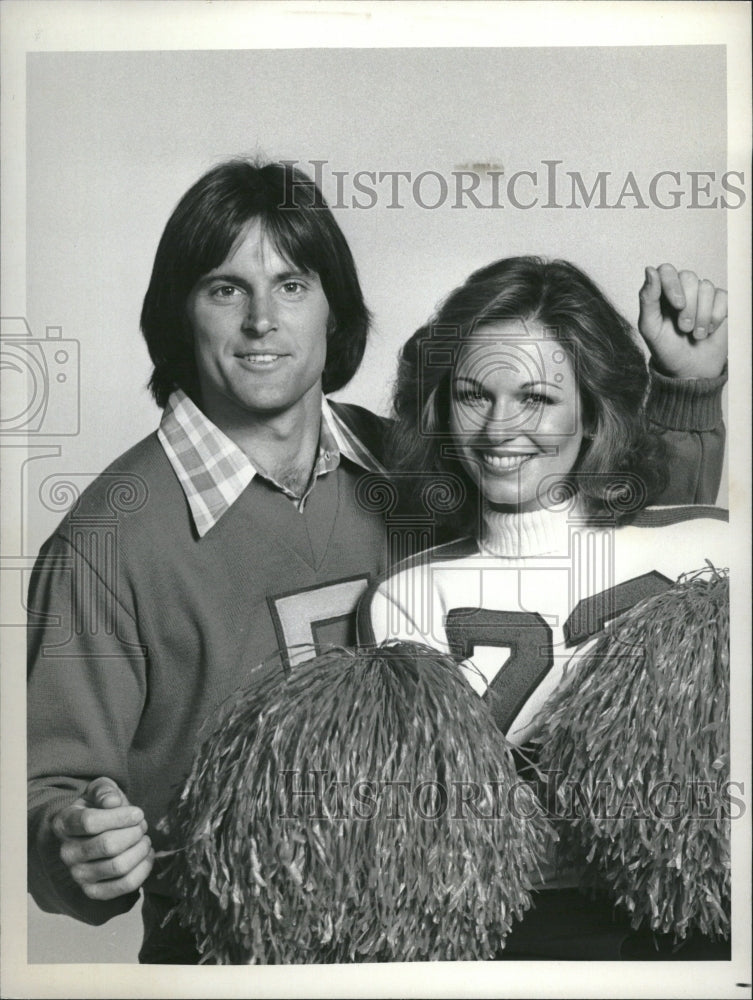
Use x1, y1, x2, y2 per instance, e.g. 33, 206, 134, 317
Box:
536, 568, 730, 941
160, 642, 554, 963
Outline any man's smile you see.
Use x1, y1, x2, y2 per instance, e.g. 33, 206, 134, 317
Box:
234, 351, 289, 369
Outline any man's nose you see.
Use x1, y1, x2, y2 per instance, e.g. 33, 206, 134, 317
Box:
241, 293, 277, 336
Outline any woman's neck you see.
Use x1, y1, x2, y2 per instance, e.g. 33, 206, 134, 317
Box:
479, 502, 586, 558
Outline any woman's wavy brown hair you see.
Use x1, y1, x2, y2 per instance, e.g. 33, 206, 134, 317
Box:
388, 256, 667, 533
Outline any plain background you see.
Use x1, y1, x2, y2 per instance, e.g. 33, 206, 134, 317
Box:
2, 4, 750, 996
23, 42, 729, 961
22, 45, 730, 559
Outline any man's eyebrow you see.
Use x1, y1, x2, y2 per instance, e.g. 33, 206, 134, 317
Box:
198, 267, 315, 285
275, 268, 315, 281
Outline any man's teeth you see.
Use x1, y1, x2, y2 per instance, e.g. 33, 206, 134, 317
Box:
241, 354, 279, 362
481, 453, 533, 470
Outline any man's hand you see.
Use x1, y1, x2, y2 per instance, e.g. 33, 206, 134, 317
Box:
638, 264, 728, 379
52, 777, 154, 901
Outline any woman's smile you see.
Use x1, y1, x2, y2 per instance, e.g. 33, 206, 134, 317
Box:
450, 320, 584, 512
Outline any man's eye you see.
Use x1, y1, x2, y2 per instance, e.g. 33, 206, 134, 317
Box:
210, 285, 240, 299
281, 280, 306, 295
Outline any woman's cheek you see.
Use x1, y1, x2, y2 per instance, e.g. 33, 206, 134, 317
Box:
459, 445, 483, 484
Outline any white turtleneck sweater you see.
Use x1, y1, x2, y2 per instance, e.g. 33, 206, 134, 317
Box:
357, 502, 729, 746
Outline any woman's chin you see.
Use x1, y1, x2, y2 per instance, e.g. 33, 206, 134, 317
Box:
484, 495, 542, 514
478, 471, 575, 514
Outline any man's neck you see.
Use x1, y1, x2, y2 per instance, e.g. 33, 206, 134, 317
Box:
204, 390, 324, 495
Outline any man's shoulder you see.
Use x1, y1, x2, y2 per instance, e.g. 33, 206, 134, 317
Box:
102, 431, 167, 473
327, 399, 392, 464
48, 432, 179, 538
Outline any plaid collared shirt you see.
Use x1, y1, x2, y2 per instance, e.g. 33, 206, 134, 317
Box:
157, 389, 384, 537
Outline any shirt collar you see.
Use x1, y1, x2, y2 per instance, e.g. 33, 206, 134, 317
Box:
158, 389, 381, 537
321, 397, 386, 474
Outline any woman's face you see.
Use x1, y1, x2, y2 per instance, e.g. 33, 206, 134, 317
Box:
449, 319, 585, 512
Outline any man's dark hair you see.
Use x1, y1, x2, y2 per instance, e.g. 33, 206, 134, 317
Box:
141, 159, 370, 407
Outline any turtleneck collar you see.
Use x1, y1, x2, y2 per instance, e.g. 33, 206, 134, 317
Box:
479, 502, 588, 558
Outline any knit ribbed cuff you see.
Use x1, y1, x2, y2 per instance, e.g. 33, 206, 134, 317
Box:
646, 364, 727, 432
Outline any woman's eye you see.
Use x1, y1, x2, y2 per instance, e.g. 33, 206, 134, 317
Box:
455, 390, 488, 407
523, 391, 554, 406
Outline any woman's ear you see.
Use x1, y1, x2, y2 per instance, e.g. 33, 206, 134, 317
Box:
581, 413, 598, 441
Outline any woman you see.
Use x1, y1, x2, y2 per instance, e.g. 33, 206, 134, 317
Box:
356, 256, 730, 959
357, 256, 729, 744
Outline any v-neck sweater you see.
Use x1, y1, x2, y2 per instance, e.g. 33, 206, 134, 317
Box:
27, 430, 387, 926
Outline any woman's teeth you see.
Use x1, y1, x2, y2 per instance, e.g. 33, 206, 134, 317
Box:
481, 453, 533, 471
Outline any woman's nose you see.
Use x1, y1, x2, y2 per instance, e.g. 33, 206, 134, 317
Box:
486, 396, 531, 435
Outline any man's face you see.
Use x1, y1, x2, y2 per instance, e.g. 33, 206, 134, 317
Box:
186, 221, 330, 428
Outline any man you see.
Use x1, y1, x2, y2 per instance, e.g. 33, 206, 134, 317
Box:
27, 159, 727, 963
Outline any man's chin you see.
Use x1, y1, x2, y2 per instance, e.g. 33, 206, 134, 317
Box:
236, 388, 323, 422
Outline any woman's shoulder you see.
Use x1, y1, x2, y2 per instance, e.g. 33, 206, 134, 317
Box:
617, 504, 729, 566
357, 535, 481, 644
628, 503, 729, 528
374, 536, 482, 588
359, 535, 477, 608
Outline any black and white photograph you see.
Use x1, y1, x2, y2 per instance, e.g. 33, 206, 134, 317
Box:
1, 2, 751, 998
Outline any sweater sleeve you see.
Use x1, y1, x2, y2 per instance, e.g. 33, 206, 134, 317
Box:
27, 532, 148, 924
646, 366, 726, 505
